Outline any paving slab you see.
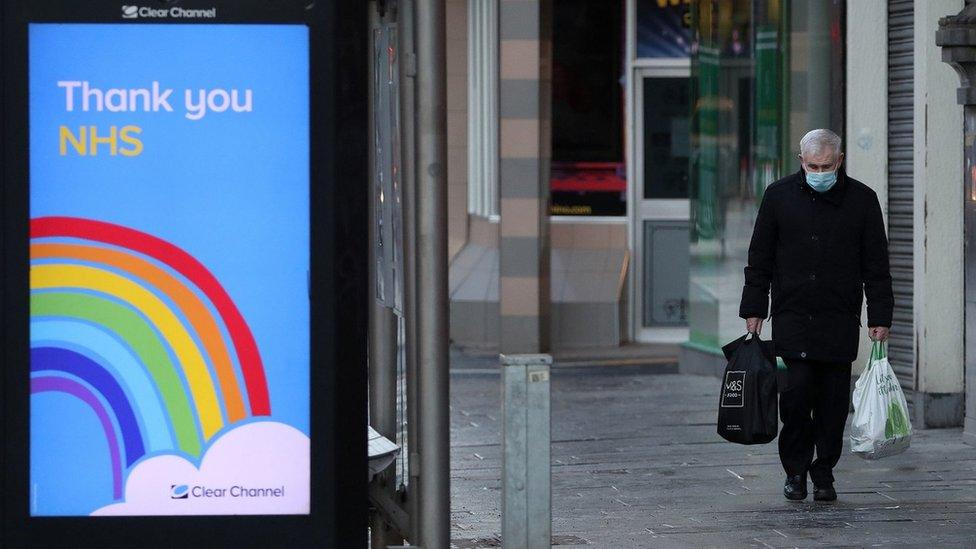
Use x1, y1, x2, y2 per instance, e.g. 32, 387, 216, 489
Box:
450, 362, 976, 548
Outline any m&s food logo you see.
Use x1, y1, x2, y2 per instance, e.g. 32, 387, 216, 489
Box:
720, 371, 746, 408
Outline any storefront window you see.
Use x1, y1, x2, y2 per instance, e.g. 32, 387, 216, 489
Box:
550, 0, 625, 216
550, 0, 696, 217
687, 0, 844, 352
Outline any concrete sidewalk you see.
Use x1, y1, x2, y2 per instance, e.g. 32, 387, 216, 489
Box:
450, 357, 976, 548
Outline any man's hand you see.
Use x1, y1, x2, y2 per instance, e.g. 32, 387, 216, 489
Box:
746, 317, 764, 334
869, 326, 890, 341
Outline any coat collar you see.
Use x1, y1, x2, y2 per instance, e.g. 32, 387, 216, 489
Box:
795, 166, 848, 205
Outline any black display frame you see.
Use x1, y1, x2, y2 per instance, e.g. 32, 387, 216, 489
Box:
0, 1, 367, 547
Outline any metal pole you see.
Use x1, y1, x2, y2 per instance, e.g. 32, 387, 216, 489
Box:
396, 0, 422, 540
414, 0, 450, 546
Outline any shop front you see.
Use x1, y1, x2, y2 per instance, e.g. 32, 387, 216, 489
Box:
680, 0, 845, 373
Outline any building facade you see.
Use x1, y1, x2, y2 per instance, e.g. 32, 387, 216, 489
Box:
446, 0, 970, 431
678, 0, 966, 432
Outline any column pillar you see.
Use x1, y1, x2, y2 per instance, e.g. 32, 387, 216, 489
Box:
915, 0, 965, 428
498, 0, 552, 354
938, 0, 976, 438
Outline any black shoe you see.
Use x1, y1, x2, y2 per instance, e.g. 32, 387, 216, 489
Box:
784, 475, 807, 501
813, 484, 837, 502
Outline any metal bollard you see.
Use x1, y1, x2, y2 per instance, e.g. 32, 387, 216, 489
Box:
501, 353, 552, 549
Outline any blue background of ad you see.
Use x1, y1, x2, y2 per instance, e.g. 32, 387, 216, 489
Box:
29, 23, 310, 516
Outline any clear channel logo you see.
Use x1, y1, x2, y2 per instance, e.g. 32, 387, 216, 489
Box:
121, 5, 217, 19
167, 484, 286, 500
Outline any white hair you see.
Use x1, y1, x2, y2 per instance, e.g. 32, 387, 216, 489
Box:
799, 129, 842, 159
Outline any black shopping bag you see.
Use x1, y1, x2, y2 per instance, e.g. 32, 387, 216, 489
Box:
716, 332, 778, 445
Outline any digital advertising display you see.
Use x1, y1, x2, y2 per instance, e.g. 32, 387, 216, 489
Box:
27, 23, 310, 516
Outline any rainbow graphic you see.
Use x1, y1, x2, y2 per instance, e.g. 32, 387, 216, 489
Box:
30, 216, 271, 500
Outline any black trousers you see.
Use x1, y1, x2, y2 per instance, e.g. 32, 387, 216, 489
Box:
778, 358, 852, 486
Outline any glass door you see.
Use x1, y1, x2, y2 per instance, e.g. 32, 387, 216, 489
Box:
630, 65, 691, 342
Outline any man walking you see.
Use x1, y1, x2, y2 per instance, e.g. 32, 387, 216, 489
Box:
739, 129, 894, 502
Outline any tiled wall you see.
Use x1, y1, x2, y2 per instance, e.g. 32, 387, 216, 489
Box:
450, 220, 629, 349
444, 0, 629, 350
550, 222, 627, 250
468, 214, 499, 248
497, 0, 553, 354
469, 217, 627, 250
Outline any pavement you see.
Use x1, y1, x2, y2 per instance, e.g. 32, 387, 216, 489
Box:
449, 350, 976, 548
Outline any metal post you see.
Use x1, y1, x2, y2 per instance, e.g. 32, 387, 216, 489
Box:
938, 1, 976, 441
396, 0, 422, 541
501, 354, 552, 549
414, 0, 450, 547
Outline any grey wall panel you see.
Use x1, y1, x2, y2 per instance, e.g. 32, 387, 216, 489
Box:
642, 221, 689, 327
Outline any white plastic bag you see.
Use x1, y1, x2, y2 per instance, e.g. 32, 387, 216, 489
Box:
850, 340, 912, 459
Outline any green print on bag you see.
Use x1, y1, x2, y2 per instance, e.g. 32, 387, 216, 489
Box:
885, 401, 910, 439
875, 368, 900, 396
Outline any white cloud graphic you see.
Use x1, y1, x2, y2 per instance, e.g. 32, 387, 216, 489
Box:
92, 421, 309, 516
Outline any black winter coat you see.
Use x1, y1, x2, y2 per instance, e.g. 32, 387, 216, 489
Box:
738, 167, 894, 363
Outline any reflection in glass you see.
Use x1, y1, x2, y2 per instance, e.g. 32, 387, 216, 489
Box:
688, 0, 844, 352
636, 0, 692, 58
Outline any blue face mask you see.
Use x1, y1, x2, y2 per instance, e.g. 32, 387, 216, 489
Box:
805, 169, 837, 192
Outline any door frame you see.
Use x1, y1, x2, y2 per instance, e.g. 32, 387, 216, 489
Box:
627, 62, 691, 343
